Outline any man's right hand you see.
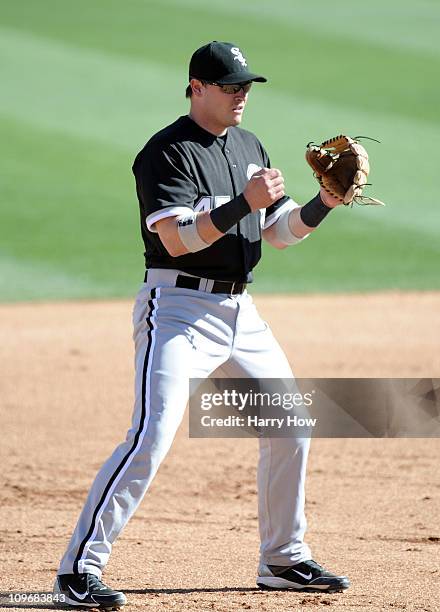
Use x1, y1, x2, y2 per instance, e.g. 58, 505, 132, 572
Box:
243, 168, 285, 211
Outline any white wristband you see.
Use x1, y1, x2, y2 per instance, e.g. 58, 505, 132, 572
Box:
275, 207, 308, 246
177, 214, 210, 253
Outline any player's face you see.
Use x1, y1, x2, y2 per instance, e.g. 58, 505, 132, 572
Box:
202, 82, 250, 130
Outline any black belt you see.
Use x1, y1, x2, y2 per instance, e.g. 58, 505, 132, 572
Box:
176, 275, 246, 294
144, 271, 246, 295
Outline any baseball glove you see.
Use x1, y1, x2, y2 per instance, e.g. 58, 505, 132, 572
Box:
305, 135, 384, 205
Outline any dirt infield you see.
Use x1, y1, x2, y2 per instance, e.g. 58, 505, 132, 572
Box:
1, 292, 439, 612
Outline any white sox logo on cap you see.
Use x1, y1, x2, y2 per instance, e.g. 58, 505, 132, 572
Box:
231, 47, 247, 67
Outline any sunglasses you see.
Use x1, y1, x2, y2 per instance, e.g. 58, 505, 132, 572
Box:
204, 81, 253, 95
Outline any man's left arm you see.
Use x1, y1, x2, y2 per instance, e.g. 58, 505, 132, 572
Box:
263, 188, 341, 250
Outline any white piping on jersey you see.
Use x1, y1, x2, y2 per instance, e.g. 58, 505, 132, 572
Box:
146, 206, 193, 232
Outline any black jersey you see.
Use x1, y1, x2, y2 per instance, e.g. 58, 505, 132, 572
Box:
132, 115, 293, 282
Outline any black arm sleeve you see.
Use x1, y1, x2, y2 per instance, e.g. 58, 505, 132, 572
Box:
210, 194, 252, 233
299, 193, 332, 227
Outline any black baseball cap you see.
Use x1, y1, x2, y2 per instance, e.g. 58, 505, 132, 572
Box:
189, 41, 267, 85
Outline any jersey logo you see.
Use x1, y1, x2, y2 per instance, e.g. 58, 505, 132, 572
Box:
231, 47, 247, 67
247, 163, 262, 180
194, 196, 231, 212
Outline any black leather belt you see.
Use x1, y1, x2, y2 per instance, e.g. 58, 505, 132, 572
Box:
176, 274, 246, 294
143, 271, 246, 294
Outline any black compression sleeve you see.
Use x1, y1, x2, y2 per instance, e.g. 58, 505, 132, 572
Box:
299, 193, 332, 228
210, 194, 252, 234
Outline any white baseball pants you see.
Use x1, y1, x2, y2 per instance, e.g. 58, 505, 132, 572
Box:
58, 269, 311, 577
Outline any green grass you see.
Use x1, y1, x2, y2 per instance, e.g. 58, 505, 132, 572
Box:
0, 0, 439, 301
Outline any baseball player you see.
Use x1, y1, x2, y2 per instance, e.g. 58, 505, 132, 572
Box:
54, 41, 350, 607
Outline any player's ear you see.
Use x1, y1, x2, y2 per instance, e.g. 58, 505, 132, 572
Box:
190, 79, 205, 97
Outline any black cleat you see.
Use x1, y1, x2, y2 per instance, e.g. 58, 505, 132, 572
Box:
54, 573, 127, 609
257, 559, 350, 592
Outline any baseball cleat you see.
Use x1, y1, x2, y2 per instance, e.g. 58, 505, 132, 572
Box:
54, 573, 127, 609
256, 559, 350, 592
